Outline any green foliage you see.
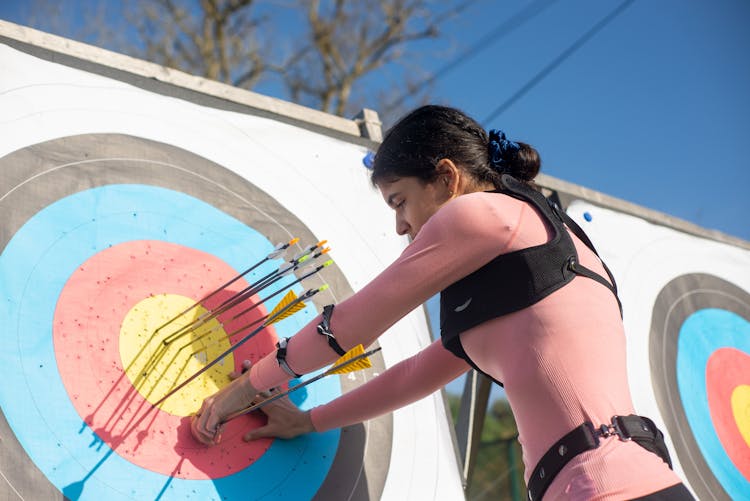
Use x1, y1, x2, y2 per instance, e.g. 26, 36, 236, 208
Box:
446, 394, 526, 501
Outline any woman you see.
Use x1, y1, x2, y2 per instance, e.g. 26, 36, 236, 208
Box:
191, 105, 692, 500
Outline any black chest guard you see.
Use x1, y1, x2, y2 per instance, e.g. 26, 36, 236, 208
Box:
439, 174, 621, 383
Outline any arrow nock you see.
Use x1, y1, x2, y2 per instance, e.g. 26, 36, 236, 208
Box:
293, 240, 328, 261
268, 238, 298, 259
312, 247, 331, 259
300, 284, 327, 302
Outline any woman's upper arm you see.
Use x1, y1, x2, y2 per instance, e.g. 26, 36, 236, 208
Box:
250, 194, 520, 390
327, 194, 520, 347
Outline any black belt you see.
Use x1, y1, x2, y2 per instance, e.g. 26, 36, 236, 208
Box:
527, 415, 672, 501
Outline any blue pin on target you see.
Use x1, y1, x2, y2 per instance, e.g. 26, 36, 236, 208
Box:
362, 151, 375, 169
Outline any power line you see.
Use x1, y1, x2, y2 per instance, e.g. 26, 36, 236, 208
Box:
383, 0, 560, 115
482, 0, 636, 126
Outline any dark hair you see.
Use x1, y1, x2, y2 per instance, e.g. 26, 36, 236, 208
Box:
371, 105, 540, 187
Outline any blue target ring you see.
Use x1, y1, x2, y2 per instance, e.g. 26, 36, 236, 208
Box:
0, 184, 341, 500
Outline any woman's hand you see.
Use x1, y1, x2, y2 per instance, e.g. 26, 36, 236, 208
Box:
191, 360, 257, 446
242, 393, 315, 442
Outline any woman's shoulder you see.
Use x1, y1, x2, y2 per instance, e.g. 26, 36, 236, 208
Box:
420, 191, 524, 242
436, 191, 522, 224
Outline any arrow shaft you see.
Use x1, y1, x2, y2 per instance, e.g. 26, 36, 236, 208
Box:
186, 262, 328, 354
223, 347, 381, 421
230, 262, 323, 322
162, 267, 285, 345
154, 256, 271, 333
164, 251, 327, 346
151, 322, 268, 408
160, 241, 324, 344
153, 289, 318, 408
222, 375, 321, 422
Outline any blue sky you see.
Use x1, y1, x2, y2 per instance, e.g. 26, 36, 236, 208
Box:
422, 0, 749, 243
1, 0, 748, 242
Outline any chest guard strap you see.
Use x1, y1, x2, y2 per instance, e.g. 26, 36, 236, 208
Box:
440, 175, 622, 381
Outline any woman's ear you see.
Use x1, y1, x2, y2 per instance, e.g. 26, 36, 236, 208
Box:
435, 158, 460, 195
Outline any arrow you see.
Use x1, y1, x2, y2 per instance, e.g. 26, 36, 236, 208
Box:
161, 241, 327, 346
229, 256, 331, 323
152, 285, 327, 408
160, 256, 303, 345
292, 240, 328, 262
222, 344, 382, 422
178, 258, 334, 356
163, 248, 329, 347
154, 238, 298, 334
189, 288, 309, 356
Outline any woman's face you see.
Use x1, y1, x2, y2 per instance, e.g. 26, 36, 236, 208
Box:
377, 176, 451, 239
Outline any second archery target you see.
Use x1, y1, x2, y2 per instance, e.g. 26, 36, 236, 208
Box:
650, 273, 750, 501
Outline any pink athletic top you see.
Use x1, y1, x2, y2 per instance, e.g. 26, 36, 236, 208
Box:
249, 191, 683, 499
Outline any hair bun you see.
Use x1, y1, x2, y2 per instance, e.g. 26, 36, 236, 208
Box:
488, 129, 540, 182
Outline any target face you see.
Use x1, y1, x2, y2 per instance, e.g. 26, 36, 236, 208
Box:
650, 273, 750, 500
0, 134, 390, 500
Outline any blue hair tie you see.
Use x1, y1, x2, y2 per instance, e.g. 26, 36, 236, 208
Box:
488, 129, 520, 173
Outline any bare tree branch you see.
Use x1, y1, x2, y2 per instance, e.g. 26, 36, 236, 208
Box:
122, 0, 266, 88
22, 0, 475, 118
284, 0, 466, 116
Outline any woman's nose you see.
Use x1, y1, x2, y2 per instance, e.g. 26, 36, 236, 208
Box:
396, 216, 410, 236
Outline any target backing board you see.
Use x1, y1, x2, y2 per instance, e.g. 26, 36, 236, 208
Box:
0, 26, 463, 501
565, 200, 750, 500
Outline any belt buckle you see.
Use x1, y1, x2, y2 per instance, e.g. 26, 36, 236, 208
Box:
594, 416, 632, 442
609, 415, 632, 441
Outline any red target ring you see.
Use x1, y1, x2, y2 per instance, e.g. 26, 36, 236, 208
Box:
53, 239, 278, 479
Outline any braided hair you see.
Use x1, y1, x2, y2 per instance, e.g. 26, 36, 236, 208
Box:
371, 105, 540, 188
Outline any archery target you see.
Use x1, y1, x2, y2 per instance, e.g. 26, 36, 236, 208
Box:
0, 134, 389, 500
650, 273, 750, 501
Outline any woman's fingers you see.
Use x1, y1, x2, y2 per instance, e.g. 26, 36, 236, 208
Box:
189, 370, 257, 446
243, 395, 314, 441
190, 397, 223, 445
191, 397, 215, 445
213, 422, 224, 444
190, 412, 214, 445
189, 364, 303, 446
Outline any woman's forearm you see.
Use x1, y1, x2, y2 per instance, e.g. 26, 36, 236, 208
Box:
310, 339, 468, 432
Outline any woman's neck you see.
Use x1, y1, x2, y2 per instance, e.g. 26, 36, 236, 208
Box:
459, 178, 496, 195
